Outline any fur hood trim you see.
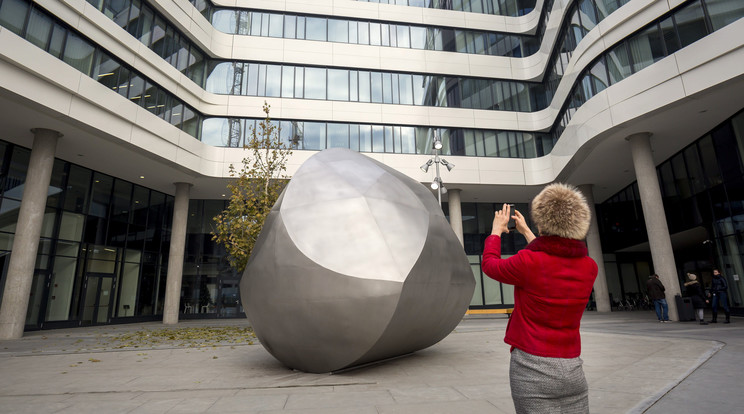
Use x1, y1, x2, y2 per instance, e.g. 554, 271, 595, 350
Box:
531, 183, 591, 240
525, 235, 588, 257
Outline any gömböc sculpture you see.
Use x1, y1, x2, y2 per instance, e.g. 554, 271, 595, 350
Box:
240, 148, 474, 373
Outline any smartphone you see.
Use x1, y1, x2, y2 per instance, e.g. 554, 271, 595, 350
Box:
507, 204, 516, 230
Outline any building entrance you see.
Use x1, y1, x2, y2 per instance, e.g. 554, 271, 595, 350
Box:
81, 273, 115, 325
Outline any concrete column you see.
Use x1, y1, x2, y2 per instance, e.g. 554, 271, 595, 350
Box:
162, 182, 191, 325
579, 184, 611, 312
628, 133, 682, 320
0, 129, 61, 339
447, 189, 464, 246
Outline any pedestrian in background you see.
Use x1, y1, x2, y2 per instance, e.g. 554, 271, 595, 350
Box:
685, 273, 709, 325
482, 183, 597, 414
646, 274, 669, 322
709, 268, 731, 324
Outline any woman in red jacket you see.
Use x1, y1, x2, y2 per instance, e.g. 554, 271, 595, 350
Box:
482, 183, 598, 414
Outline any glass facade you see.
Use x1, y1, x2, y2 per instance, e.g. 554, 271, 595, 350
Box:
0, 140, 243, 329
598, 108, 744, 314
0, 141, 173, 328
85, 0, 207, 87
211, 8, 540, 57
1, 0, 648, 152
204, 60, 545, 112
354, 0, 537, 15
182, 200, 243, 318
48, 0, 744, 152
0, 0, 202, 138
444, 201, 532, 309
553, 0, 744, 140
201, 118, 554, 157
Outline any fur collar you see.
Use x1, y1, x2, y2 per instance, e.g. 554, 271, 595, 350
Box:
525, 235, 588, 258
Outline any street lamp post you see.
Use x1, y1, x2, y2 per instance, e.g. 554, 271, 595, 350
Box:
420, 134, 454, 206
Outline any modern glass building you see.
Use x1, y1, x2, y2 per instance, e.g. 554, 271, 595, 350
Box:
0, 0, 743, 335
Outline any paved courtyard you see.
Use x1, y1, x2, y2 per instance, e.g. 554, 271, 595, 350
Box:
0, 312, 741, 413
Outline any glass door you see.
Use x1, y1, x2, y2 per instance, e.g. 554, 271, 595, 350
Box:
25, 271, 50, 328
81, 272, 115, 325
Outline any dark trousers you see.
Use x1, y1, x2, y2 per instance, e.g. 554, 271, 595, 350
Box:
711, 291, 730, 314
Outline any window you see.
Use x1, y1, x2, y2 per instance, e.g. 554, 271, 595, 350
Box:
305, 17, 327, 41
360, 125, 372, 152
304, 67, 326, 99
370, 23, 381, 45
372, 125, 384, 152
250, 12, 262, 36
114, 66, 132, 98
370, 72, 383, 103
327, 124, 349, 148
706, 0, 744, 31
63, 33, 96, 76
359, 71, 371, 102
0, 0, 29, 35
268, 13, 283, 38
396, 25, 410, 48
675, 0, 708, 48
328, 19, 348, 42
627, 24, 665, 73
25, 8, 52, 49
659, 16, 680, 55
589, 58, 609, 95
294, 67, 304, 98
400, 127, 416, 154
399, 74, 413, 105
265, 65, 281, 97
382, 73, 393, 104
358, 21, 369, 44
302, 122, 325, 150
48, 22, 66, 59
245, 63, 258, 95
284, 15, 296, 38
410, 26, 426, 49
327, 69, 349, 101
205, 62, 235, 95
606, 42, 631, 84
281, 66, 294, 98
349, 21, 358, 43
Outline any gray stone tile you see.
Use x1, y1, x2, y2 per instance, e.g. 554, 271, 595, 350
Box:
206, 394, 288, 413
284, 390, 395, 410
388, 385, 466, 404
377, 399, 507, 414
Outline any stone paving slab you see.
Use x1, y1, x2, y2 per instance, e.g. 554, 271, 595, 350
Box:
0, 316, 723, 413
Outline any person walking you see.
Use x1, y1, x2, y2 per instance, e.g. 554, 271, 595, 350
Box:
685, 273, 709, 325
646, 274, 669, 322
709, 268, 731, 324
482, 183, 598, 414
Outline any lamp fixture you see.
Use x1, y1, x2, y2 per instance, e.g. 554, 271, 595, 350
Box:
420, 131, 454, 207
440, 158, 455, 171
420, 159, 433, 173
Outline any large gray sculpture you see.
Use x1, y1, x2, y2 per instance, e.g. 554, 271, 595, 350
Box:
240, 148, 474, 373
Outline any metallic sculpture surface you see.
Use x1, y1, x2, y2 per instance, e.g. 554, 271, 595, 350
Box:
241, 148, 474, 373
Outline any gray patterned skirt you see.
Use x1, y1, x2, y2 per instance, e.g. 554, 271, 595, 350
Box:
509, 348, 589, 413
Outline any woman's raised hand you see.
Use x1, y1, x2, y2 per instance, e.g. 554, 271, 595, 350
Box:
491, 203, 511, 235
512, 209, 536, 243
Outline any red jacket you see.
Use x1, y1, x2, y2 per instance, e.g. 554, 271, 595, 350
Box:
481, 235, 597, 358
